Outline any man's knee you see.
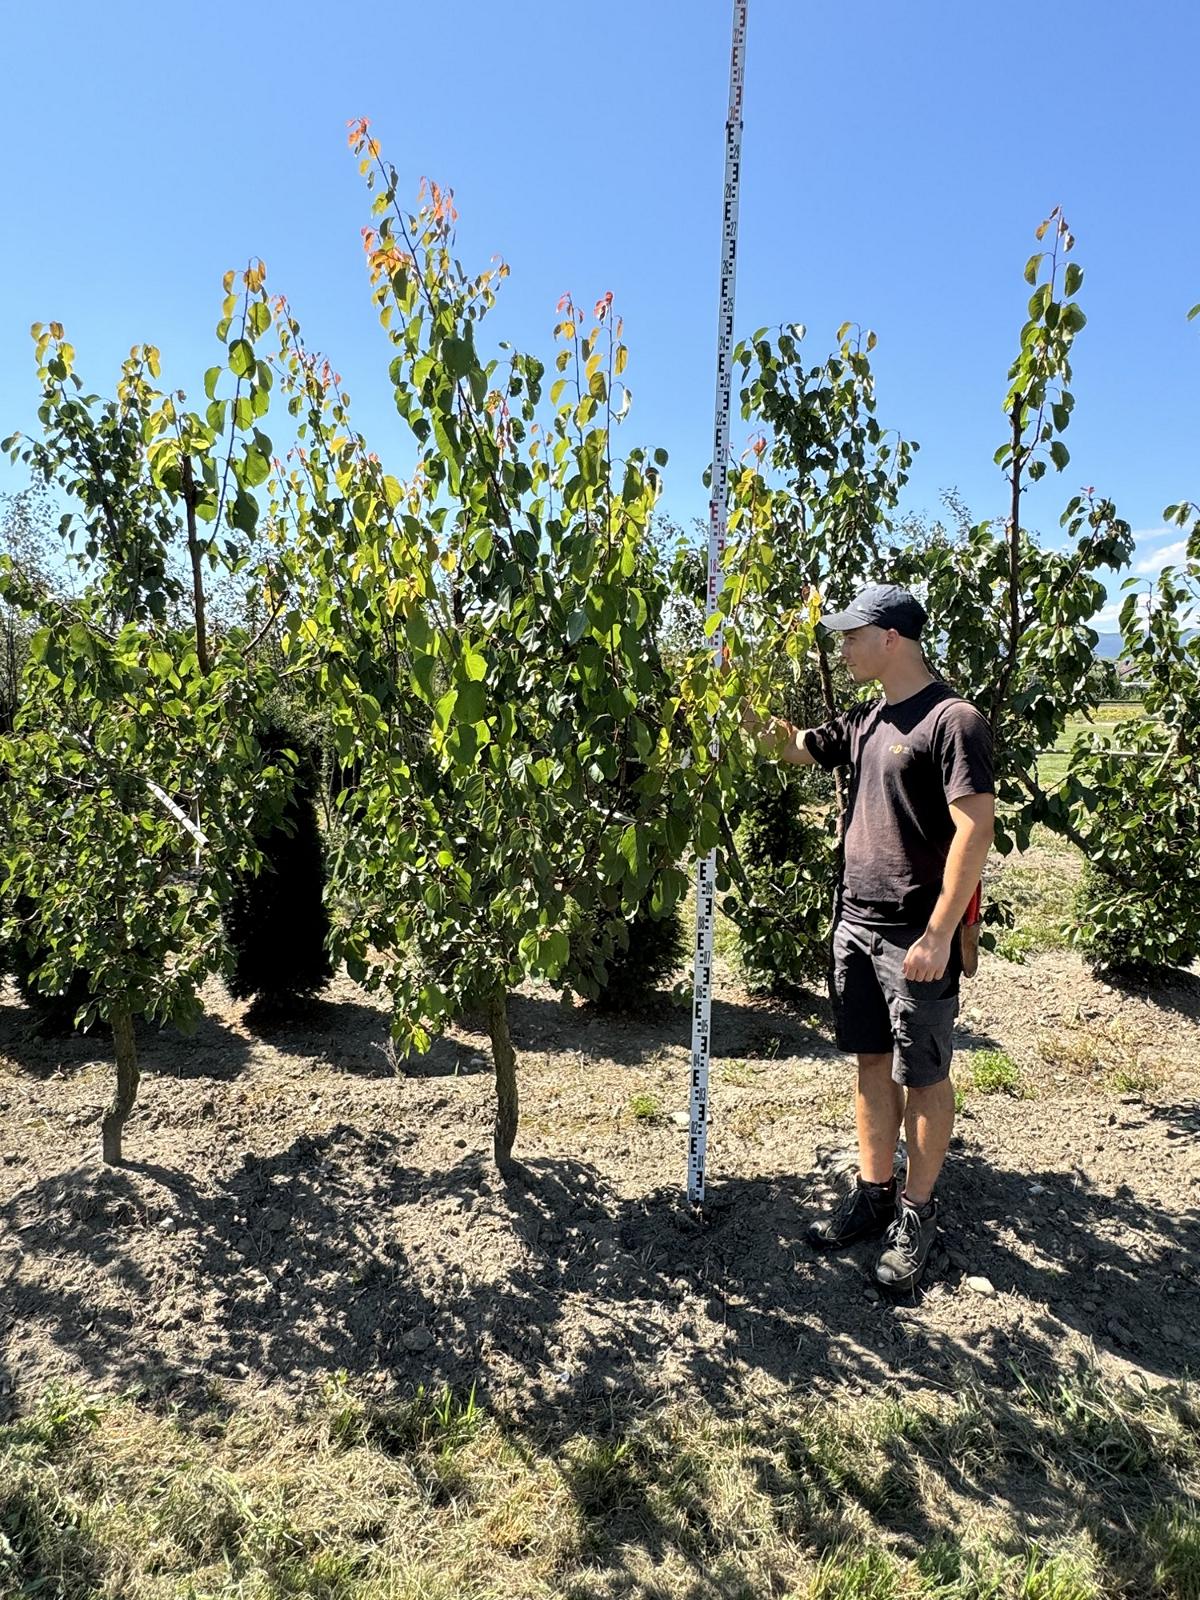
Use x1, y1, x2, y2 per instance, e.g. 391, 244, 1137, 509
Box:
905, 1076, 956, 1107
857, 1051, 894, 1076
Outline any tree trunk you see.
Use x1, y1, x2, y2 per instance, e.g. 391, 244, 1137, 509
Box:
182, 455, 210, 678
487, 989, 519, 1173
991, 395, 1025, 744
814, 632, 846, 835
101, 1004, 139, 1164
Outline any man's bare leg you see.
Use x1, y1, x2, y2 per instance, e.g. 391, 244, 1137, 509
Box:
857, 1051, 905, 1183
808, 1051, 904, 1249
902, 1078, 955, 1204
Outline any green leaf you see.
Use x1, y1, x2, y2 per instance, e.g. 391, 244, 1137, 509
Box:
618, 824, 648, 882
1064, 262, 1083, 297
545, 929, 570, 971
405, 609, 432, 652
566, 608, 587, 645
1049, 441, 1070, 471
445, 721, 479, 766
1023, 253, 1043, 286
462, 645, 486, 681
249, 300, 272, 338
1188, 303, 1200, 322
455, 680, 485, 724
230, 488, 258, 533
228, 339, 255, 378
412, 655, 438, 702
242, 447, 270, 488
442, 335, 474, 380
434, 688, 458, 730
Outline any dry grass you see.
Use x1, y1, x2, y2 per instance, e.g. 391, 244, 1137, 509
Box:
719, 1058, 767, 1089
723, 1097, 808, 1141
1036, 1018, 1170, 1096
816, 1083, 855, 1131
3, 1359, 1198, 1599
987, 832, 1081, 963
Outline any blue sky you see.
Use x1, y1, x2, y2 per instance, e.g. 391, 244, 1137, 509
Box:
2, 1, 1195, 627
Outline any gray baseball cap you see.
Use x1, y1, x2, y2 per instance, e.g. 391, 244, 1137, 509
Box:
820, 583, 927, 640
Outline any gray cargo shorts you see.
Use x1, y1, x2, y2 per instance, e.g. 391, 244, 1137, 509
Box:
828, 919, 961, 1088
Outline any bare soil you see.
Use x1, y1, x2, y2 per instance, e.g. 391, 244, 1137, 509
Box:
1, 945, 1197, 1431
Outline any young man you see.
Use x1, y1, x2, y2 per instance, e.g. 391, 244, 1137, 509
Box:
744, 583, 994, 1292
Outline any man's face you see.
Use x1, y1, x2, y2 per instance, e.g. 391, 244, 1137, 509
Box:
838, 623, 891, 682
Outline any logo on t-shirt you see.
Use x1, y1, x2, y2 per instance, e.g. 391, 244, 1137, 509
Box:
889, 743, 911, 756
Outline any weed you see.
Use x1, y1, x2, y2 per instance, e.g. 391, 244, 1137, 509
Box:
3, 1384, 103, 1460
1018, 1544, 1101, 1600
817, 1085, 854, 1129
969, 1050, 1022, 1095
628, 1091, 662, 1122
1148, 1504, 1200, 1600
721, 1058, 762, 1087
565, 1434, 643, 1523
1108, 1062, 1163, 1095
809, 1547, 900, 1599
1037, 1032, 1104, 1076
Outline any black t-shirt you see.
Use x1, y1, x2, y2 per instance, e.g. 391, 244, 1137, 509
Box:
804, 683, 994, 926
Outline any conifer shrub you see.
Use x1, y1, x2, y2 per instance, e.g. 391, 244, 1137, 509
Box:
224, 718, 332, 1019
585, 883, 686, 1017
731, 764, 836, 995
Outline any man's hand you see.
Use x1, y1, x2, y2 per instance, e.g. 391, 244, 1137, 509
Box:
903, 929, 954, 982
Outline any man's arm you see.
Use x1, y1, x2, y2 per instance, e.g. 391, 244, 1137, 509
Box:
740, 704, 817, 766
902, 791, 995, 981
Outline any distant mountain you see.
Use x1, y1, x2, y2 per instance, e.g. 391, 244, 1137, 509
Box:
1094, 628, 1196, 660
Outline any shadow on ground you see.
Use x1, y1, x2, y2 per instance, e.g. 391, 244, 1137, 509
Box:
0, 997, 254, 1084
1, 1100, 1195, 1419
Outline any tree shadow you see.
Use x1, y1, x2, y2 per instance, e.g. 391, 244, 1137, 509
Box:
0, 993, 253, 1084
1104, 963, 1200, 1020
4, 1116, 1194, 1405
1, 1109, 1197, 1592
508, 989, 837, 1069
1141, 1097, 1200, 1140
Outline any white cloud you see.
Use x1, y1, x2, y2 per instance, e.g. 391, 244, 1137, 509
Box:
1090, 593, 1152, 631
1133, 539, 1188, 575
1091, 604, 1126, 631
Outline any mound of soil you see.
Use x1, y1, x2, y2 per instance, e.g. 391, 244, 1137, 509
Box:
1, 948, 1197, 1428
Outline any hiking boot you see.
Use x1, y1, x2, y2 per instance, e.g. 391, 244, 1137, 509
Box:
807, 1175, 897, 1250
875, 1195, 938, 1293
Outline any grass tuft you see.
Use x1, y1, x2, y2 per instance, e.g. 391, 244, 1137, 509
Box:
628, 1091, 663, 1122
809, 1547, 900, 1599
1148, 1504, 1200, 1600
969, 1049, 1022, 1095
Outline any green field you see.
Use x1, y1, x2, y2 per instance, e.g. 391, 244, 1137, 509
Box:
1035, 701, 1150, 790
